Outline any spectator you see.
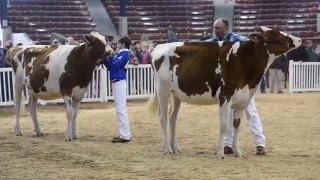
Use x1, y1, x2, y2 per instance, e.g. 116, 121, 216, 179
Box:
269, 54, 287, 93
200, 31, 211, 41
66, 36, 79, 45
167, 24, 179, 42
132, 41, 143, 64
0, 40, 12, 102
4, 41, 13, 50
305, 40, 318, 62
142, 44, 153, 64
51, 39, 60, 46
129, 43, 139, 65
315, 44, 320, 62
287, 43, 307, 62
0, 40, 9, 68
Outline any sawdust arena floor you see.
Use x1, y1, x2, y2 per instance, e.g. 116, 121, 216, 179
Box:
0, 92, 320, 179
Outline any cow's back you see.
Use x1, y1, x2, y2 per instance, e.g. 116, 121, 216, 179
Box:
151, 42, 225, 104
8, 45, 78, 100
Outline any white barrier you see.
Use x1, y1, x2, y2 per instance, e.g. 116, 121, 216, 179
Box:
0, 65, 155, 106
289, 60, 320, 93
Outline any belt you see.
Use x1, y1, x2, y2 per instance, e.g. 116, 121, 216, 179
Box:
112, 79, 121, 83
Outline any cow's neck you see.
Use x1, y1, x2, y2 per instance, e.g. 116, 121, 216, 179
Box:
239, 41, 270, 89
65, 45, 97, 88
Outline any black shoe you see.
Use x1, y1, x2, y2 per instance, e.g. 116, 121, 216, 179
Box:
256, 146, 266, 155
111, 137, 131, 143
224, 146, 234, 154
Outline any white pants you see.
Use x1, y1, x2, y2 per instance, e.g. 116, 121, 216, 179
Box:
112, 80, 132, 140
225, 98, 266, 147
269, 68, 285, 93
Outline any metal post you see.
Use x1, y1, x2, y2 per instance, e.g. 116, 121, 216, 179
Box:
288, 60, 294, 93
118, 0, 128, 36
100, 68, 108, 102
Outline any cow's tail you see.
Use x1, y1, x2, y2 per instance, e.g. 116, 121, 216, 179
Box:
146, 90, 159, 118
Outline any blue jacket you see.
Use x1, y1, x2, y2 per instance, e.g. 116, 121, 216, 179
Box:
211, 32, 248, 43
104, 49, 130, 80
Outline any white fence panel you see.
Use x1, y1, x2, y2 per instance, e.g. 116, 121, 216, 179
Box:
0, 68, 15, 106
289, 61, 320, 93
0, 65, 154, 107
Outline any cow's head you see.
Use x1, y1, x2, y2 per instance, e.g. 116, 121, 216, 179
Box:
248, 26, 302, 56
85, 32, 114, 61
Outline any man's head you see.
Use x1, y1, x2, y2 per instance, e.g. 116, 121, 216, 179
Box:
118, 35, 131, 49
305, 40, 313, 49
4, 41, 13, 50
213, 18, 229, 39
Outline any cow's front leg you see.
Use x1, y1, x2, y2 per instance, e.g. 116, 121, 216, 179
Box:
64, 96, 74, 141
71, 98, 81, 139
232, 109, 244, 157
216, 100, 231, 159
13, 76, 24, 136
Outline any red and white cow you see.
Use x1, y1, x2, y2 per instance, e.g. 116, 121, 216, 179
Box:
6, 32, 114, 141
147, 27, 301, 158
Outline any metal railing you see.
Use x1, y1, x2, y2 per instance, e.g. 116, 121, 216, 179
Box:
289, 60, 320, 93
0, 64, 155, 106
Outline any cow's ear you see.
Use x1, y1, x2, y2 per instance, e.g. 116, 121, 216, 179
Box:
248, 33, 262, 43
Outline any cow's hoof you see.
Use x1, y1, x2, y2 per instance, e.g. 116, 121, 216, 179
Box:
234, 149, 245, 158
163, 148, 173, 155
72, 133, 78, 140
172, 147, 181, 155
15, 131, 23, 136
14, 127, 23, 136
65, 136, 74, 142
216, 152, 225, 159
217, 155, 225, 159
33, 131, 44, 137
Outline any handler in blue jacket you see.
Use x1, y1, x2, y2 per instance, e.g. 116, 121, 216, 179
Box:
210, 18, 266, 155
104, 35, 132, 143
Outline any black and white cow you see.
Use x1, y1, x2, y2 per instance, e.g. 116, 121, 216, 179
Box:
6, 32, 114, 141
147, 27, 301, 158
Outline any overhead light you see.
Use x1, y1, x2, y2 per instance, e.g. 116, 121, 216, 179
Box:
141, 17, 151, 20
37, 29, 47, 32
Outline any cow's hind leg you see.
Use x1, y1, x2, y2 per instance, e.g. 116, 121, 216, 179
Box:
169, 93, 181, 154
13, 77, 24, 136
232, 109, 244, 157
64, 96, 74, 141
157, 86, 172, 154
216, 100, 231, 159
29, 92, 44, 137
